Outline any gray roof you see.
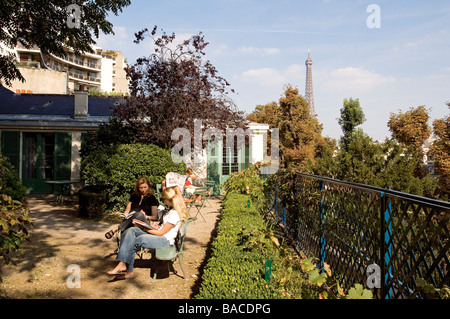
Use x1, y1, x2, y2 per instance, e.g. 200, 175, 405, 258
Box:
0, 86, 125, 129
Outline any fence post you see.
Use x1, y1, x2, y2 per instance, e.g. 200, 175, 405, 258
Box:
380, 192, 392, 299
319, 180, 326, 269
274, 184, 279, 223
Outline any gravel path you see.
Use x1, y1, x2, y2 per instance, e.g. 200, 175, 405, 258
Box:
0, 194, 221, 299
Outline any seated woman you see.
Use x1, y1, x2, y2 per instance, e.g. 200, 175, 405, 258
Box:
161, 172, 201, 204
107, 187, 188, 279
184, 168, 199, 196
105, 177, 159, 240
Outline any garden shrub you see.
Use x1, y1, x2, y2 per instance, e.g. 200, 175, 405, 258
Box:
222, 163, 266, 210
195, 193, 283, 299
0, 154, 27, 202
196, 168, 373, 299
78, 187, 107, 219
0, 194, 33, 280
81, 143, 186, 212
0, 154, 32, 278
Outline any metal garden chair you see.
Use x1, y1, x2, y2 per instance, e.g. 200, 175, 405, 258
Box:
150, 217, 194, 282
185, 187, 210, 222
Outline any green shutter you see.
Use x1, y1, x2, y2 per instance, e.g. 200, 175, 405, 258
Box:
1, 131, 20, 171
81, 132, 88, 151
207, 139, 224, 194
54, 132, 72, 180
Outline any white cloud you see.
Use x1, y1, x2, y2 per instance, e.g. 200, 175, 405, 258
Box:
239, 68, 285, 87
210, 44, 229, 56
236, 64, 303, 88
237, 46, 281, 56
95, 25, 131, 50
321, 67, 396, 93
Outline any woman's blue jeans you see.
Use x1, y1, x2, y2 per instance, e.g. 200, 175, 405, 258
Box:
116, 227, 169, 272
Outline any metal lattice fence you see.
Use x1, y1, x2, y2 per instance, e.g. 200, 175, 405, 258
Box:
264, 172, 450, 299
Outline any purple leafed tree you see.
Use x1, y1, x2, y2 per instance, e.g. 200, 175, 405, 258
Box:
114, 26, 246, 150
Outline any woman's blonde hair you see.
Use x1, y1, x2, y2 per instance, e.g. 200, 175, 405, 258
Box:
161, 187, 188, 221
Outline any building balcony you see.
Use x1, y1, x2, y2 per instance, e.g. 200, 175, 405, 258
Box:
50, 54, 102, 72
68, 72, 101, 86
16, 61, 41, 69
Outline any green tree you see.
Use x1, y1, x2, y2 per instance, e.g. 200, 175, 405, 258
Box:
307, 137, 337, 178
0, 0, 131, 86
80, 117, 138, 159
278, 85, 327, 167
338, 98, 366, 151
335, 129, 384, 185
246, 85, 329, 169
388, 105, 433, 180
429, 108, 450, 199
246, 101, 281, 128
310, 101, 437, 198
387, 105, 431, 158
377, 139, 437, 197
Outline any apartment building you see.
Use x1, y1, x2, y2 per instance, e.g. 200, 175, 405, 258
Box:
3, 44, 129, 95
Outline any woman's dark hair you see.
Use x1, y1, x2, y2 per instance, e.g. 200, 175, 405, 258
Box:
133, 177, 154, 196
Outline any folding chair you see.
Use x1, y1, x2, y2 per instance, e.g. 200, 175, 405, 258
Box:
150, 218, 194, 282
155, 183, 162, 202
185, 187, 209, 222
204, 181, 215, 207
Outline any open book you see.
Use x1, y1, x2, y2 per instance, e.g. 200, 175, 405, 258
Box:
120, 211, 138, 219
165, 172, 187, 193
132, 219, 156, 230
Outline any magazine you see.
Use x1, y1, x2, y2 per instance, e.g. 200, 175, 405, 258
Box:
132, 219, 156, 230
165, 172, 187, 193
120, 211, 138, 219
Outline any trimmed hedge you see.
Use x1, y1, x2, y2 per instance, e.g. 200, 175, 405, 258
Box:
195, 193, 284, 299
195, 164, 374, 299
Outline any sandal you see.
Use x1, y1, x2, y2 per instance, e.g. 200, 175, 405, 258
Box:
105, 230, 115, 239
107, 268, 127, 276
114, 272, 134, 279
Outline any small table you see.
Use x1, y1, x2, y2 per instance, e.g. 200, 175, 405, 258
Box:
45, 180, 79, 204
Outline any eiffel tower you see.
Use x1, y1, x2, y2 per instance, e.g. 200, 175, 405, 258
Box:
305, 50, 316, 117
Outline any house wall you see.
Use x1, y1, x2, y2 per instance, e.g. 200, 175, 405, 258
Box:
1, 129, 85, 194
100, 58, 113, 93
112, 51, 130, 94
9, 67, 68, 94
71, 132, 82, 182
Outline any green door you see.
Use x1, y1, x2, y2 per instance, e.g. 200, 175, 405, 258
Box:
221, 143, 243, 185
206, 139, 221, 195
1, 131, 20, 171
206, 139, 250, 195
22, 132, 71, 194
54, 132, 72, 180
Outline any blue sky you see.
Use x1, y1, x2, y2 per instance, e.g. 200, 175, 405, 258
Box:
96, 0, 450, 141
